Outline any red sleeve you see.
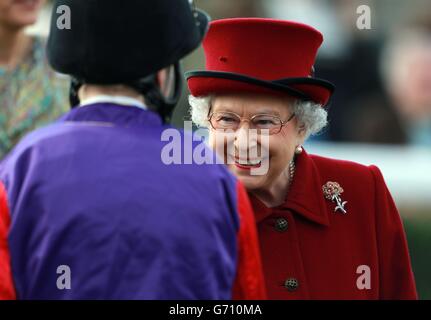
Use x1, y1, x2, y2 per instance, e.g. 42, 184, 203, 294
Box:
370, 165, 417, 300
232, 181, 267, 300
0, 181, 16, 300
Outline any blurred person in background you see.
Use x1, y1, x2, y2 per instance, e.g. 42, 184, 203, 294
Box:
0, 0, 69, 160
188, 18, 417, 299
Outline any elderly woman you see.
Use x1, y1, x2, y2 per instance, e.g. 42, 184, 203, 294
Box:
0, 0, 69, 159
187, 18, 417, 299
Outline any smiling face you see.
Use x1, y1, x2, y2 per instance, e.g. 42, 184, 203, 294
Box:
208, 92, 305, 193
0, 0, 45, 29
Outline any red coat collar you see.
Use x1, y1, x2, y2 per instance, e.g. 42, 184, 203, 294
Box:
249, 148, 331, 227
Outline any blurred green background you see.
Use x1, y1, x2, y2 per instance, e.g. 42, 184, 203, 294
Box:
27, 0, 431, 299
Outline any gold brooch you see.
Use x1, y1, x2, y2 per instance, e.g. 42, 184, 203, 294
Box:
322, 181, 348, 214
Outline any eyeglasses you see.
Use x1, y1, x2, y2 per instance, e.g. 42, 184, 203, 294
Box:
207, 111, 296, 135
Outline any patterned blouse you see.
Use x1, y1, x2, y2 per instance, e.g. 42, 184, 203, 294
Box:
0, 36, 69, 160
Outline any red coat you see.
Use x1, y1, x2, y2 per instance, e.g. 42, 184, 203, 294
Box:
249, 149, 417, 299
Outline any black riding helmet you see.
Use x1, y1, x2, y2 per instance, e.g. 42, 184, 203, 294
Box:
47, 0, 210, 123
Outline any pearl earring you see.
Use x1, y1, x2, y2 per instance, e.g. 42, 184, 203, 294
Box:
295, 145, 303, 155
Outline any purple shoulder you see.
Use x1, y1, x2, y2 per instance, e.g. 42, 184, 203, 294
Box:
308, 153, 377, 186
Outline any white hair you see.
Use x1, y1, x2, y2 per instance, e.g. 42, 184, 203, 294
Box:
188, 94, 328, 140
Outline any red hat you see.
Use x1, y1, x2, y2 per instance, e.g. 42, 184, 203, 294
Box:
186, 18, 334, 106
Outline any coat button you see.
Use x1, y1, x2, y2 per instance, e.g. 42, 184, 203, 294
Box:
274, 217, 288, 232
284, 278, 299, 292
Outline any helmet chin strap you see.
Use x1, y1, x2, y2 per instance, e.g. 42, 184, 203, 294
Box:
68, 62, 182, 124
134, 62, 183, 124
